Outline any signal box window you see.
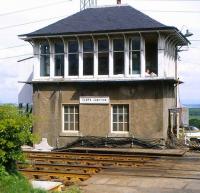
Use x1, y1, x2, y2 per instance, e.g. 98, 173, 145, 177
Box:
113, 39, 124, 75
55, 42, 64, 76
68, 40, 79, 76
98, 39, 109, 75
83, 40, 94, 75
40, 42, 50, 76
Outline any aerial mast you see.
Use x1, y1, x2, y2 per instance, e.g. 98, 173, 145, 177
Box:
80, 0, 97, 10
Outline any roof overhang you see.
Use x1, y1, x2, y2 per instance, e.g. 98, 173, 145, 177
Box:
20, 78, 183, 85
19, 27, 189, 46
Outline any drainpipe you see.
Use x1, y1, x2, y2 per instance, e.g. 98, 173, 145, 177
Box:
175, 47, 179, 108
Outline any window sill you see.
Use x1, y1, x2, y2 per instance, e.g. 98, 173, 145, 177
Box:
59, 131, 80, 137
108, 132, 130, 137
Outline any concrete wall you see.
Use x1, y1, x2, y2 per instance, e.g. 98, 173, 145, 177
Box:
32, 81, 175, 147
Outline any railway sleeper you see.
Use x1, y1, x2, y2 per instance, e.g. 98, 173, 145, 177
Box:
17, 163, 100, 174
20, 170, 90, 185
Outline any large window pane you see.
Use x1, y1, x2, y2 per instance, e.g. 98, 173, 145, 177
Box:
98, 39, 109, 75
132, 37, 140, 50
83, 53, 93, 75
98, 53, 109, 75
55, 43, 64, 76
55, 55, 64, 76
98, 39, 109, 51
113, 39, 124, 51
130, 37, 141, 75
40, 43, 50, 77
83, 40, 94, 76
83, 40, 93, 52
68, 41, 78, 52
40, 43, 49, 54
145, 36, 158, 75
114, 52, 124, 74
132, 52, 140, 74
113, 39, 124, 75
68, 40, 79, 76
69, 54, 79, 75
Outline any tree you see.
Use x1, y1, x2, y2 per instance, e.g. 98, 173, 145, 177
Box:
0, 105, 33, 172
189, 119, 200, 129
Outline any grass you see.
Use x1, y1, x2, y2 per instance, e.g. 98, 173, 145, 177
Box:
0, 174, 46, 193
189, 108, 200, 120
0, 173, 82, 193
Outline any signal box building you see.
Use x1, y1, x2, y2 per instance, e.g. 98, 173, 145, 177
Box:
20, 5, 189, 147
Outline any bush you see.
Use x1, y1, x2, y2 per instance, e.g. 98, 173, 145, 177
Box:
189, 118, 200, 129
0, 104, 34, 172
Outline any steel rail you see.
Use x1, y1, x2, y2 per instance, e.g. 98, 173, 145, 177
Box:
24, 157, 146, 168
17, 163, 100, 174
25, 151, 155, 162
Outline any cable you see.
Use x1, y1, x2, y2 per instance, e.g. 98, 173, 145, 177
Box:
0, 0, 71, 17
0, 14, 68, 30
0, 44, 29, 51
0, 9, 199, 31
0, 53, 33, 60
142, 9, 200, 13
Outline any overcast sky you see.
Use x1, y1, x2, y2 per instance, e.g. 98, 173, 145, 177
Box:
0, 0, 199, 104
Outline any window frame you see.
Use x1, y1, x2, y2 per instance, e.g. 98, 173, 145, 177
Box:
111, 104, 129, 133
97, 38, 109, 76
82, 39, 94, 77
112, 38, 125, 76
62, 104, 79, 133
129, 36, 141, 76
39, 42, 50, 77
68, 40, 79, 77
54, 42, 64, 77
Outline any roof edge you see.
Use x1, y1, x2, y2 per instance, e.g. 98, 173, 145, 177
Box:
19, 26, 176, 38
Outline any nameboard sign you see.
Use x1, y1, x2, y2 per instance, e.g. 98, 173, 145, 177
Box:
80, 97, 110, 104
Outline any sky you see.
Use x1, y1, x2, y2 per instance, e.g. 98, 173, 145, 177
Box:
0, 0, 199, 104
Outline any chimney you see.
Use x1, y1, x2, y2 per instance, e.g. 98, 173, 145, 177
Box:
117, 0, 121, 4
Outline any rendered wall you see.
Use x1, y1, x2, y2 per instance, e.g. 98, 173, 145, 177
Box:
32, 81, 175, 147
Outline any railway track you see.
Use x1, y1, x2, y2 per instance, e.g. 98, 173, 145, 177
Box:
18, 150, 200, 185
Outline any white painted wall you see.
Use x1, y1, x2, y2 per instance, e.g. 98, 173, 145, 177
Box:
18, 57, 34, 104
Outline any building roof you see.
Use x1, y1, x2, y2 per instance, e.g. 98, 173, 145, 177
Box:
21, 5, 176, 37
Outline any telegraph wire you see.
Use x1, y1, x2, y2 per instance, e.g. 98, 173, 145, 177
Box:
0, 0, 71, 17
0, 10, 199, 31
142, 9, 200, 13
0, 44, 29, 51
0, 54, 33, 60
0, 14, 68, 30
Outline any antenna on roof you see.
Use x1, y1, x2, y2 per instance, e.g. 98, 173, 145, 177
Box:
80, 0, 97, 10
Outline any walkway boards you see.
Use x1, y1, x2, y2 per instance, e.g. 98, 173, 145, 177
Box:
67, 147, 187, 156
18, 149, 200, 188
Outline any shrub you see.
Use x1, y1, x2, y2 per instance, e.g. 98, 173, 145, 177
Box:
189, 118, 200, 129
0, 104, 34, 172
